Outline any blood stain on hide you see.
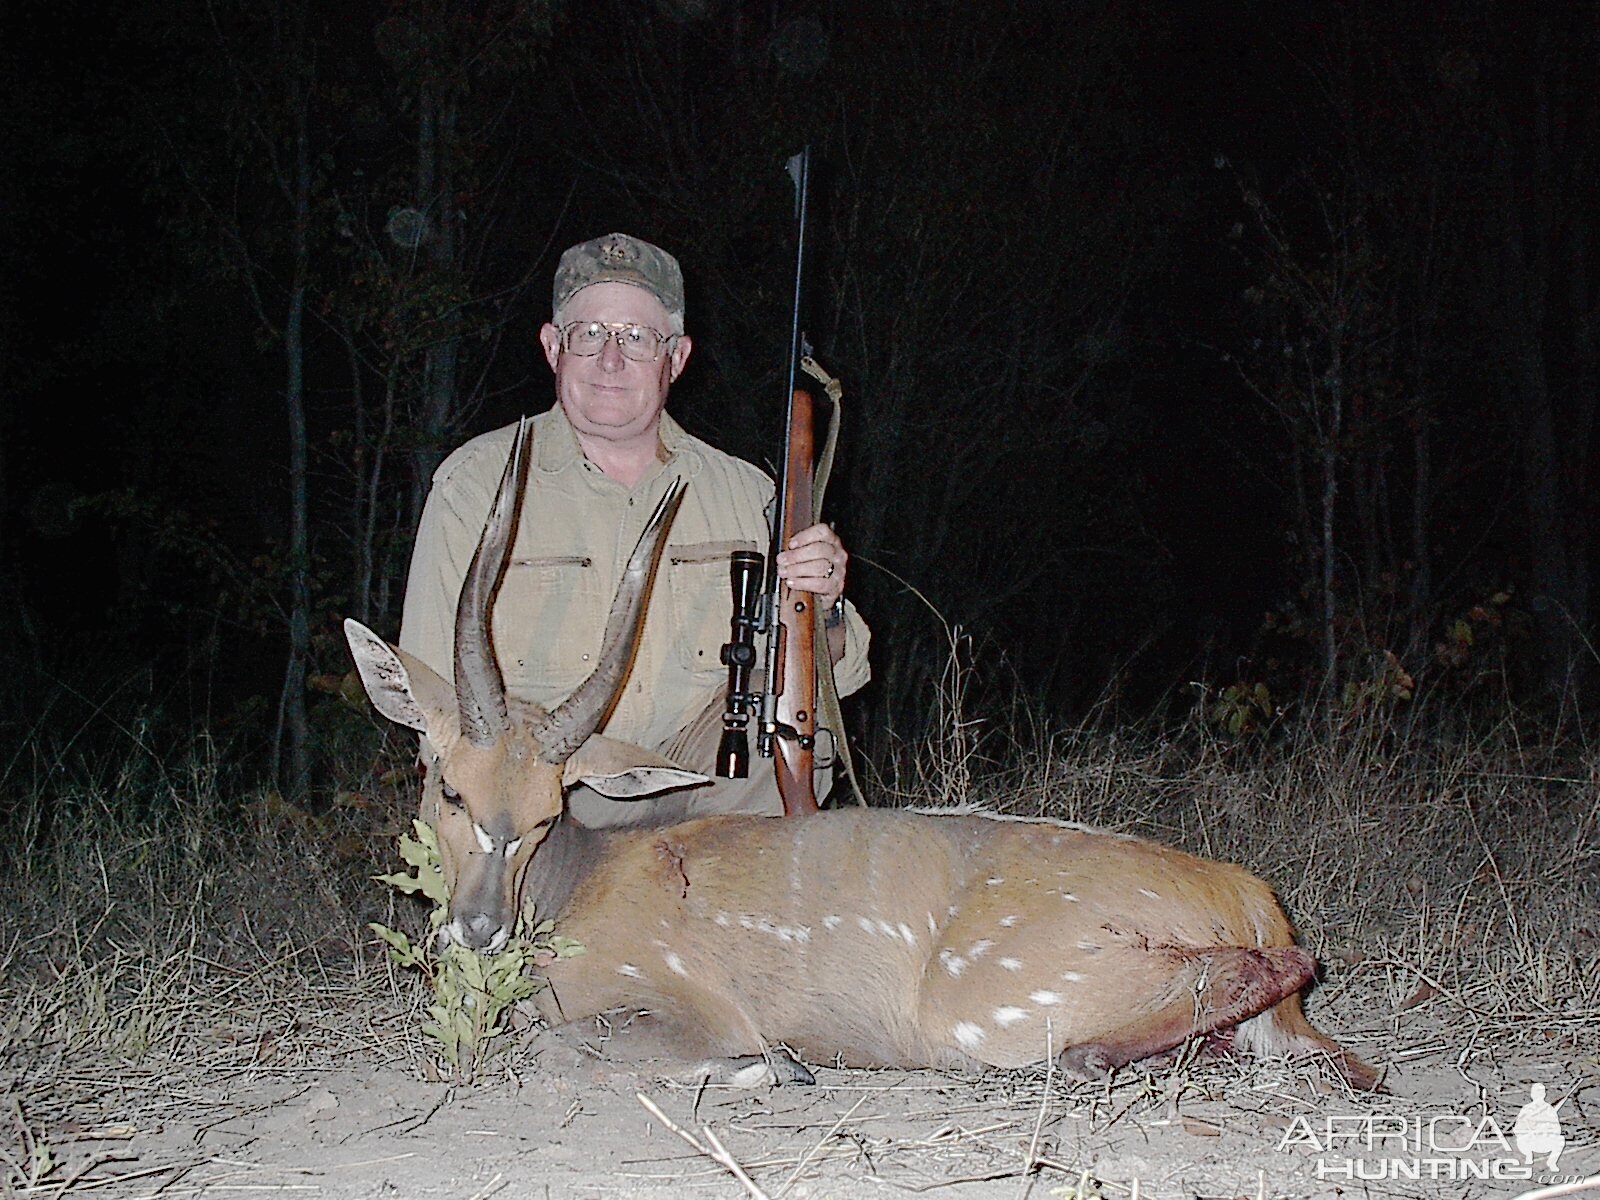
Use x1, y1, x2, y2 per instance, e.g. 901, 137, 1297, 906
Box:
656, 839, 691, 898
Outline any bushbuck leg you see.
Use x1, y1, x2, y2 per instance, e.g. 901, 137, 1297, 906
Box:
1035, 944, 1318, 1080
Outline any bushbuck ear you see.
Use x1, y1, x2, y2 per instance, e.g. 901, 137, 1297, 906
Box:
344, 619, 455, 737
562, 733, 709, 798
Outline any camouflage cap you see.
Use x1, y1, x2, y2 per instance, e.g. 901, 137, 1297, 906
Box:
552, 233, 685, 328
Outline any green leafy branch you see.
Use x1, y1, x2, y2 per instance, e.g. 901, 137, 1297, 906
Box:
370, 820, 583, 1082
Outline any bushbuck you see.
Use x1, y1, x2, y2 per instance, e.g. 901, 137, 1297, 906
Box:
345, 420, 1378, 1090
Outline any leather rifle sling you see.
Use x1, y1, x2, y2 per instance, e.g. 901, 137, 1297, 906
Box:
800, 355, 866, 808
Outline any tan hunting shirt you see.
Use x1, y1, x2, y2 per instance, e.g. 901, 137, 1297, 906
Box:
399, 405, 871, 767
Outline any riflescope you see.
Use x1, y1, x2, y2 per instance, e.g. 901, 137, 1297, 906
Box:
715, 550, 765, 777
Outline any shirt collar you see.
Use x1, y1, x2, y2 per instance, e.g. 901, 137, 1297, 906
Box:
535, 403, 583, 473
537, 403, 703, 480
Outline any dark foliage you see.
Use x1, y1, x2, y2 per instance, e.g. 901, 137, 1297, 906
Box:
2, 0, 1596, 798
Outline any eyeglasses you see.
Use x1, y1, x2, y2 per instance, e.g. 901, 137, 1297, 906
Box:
557, 320, 676, 363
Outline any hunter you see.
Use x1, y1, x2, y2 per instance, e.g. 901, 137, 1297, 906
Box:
399, 232, 870, 825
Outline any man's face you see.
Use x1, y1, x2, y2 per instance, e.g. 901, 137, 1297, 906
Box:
539, 282, 692, 447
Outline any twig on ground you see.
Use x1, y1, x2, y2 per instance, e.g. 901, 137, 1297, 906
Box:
637, 1091, 770, 1200
775, 1093, 869, 1198
1016, 1021, 1056, 1199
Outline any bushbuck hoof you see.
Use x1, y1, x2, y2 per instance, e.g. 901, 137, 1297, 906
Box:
1056, 1044, 1119, 1084
1057, 1038, 1212, 1082
693, 1049, 816, 1088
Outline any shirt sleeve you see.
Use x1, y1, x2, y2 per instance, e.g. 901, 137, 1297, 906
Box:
833, 597, 872, 697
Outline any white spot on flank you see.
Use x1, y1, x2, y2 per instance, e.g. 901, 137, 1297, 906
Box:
953, 1022, 986, 1050
1061, 970, 1086, 982
987, 877, 1004, 886
993, 1006, 1028, 1027
999, 957, 1023, 972
876, 919, 898, 940
664, 952, 687, 977
897, 923, 917, 945
1030, 990, 1063, 1006
857, 916, 876, 935
927, 913, 938, 934
745, 916, 811, 944
824, 914, 842, 930
1139, 888, 1160, 900
617, 964, 643, 979
969, 939, 995, 958
1076, 941, 1100, 952
1062, 893, 1079, 902
939, 950, 967, 977
998, 914, 1019, 927
714, 911, 731, 927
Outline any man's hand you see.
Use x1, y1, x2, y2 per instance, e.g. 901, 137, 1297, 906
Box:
776, 521, 847, 611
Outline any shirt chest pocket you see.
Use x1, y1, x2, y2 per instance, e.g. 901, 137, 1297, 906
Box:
492, 555, 605, 700
666, 540, 761, 682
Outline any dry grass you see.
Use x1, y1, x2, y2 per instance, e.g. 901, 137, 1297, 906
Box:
0, 725, 436, 1193
2, 677, 1598, 1195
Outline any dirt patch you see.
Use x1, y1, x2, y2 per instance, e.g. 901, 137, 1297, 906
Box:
23, 996, 1597, 1199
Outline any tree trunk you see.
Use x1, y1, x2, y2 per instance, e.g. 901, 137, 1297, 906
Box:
1517, 340, 1580, 697
1407, 397, 1433, 659
1319, 439, 1338, 692
346, 329, 371, 627
410, 87, 462, 533
277, 27, 314, 805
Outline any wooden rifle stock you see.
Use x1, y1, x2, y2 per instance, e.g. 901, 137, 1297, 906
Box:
772, 387, 819, 816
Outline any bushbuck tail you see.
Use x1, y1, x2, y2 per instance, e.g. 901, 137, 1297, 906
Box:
345, 419, 1378, 1090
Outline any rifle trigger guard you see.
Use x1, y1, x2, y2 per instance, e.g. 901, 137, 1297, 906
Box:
812, 725, 837, 769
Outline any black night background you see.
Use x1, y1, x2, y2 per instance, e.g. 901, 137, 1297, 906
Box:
2, 5, 1598, 1191
6, 1, 1598, 794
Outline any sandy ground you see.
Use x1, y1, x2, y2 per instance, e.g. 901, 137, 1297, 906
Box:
29, 999, 1597, 1200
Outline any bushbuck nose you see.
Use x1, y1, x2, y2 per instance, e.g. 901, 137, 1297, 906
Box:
458, 912, 506, 952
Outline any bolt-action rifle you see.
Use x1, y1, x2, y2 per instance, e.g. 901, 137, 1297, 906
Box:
714, 146, 846, 817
